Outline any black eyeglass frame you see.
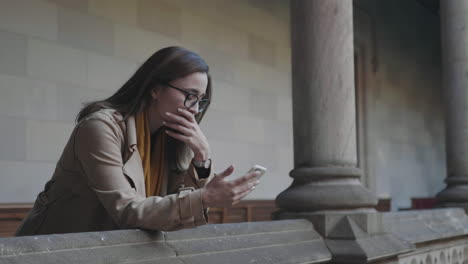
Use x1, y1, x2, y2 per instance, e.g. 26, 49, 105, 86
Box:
165, 83, 210, 113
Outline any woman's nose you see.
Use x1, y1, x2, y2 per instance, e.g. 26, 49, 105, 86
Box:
188, 103, 199, 115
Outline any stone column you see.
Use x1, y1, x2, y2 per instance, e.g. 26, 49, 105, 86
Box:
275, 0, 377, 214
436, 0, 468, 209
274, 2, 412, 262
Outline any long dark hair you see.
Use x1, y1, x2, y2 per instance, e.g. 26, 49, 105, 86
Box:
76, 46, 212, 170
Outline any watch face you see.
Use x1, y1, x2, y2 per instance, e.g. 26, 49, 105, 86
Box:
194, 159, 211, 169
204, 159, 211, 169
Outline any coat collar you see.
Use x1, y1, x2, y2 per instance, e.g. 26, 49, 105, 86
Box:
125, 114, 137, 152
122, 114, 146, 196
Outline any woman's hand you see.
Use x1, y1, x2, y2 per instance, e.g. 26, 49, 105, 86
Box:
163, 108, 210, 161
201, 165, 260, 208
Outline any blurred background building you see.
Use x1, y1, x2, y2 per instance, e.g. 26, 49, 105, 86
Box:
0, 0, 444, 215
3, 1, 468, 263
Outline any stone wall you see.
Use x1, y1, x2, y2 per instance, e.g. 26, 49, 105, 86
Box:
0, 0, 293, 202
355, 0, 445, 210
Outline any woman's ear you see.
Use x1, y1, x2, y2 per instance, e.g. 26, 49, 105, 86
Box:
151, 88, 158, 100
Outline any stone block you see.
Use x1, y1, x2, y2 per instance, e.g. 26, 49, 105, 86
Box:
180, 13, 217, 50
58, 84, 109, 122
325, 233, 413, 264
0, 116, 26, 160
0, 160, 54, 203
0, 220, 331, 264
206, 138, 252, 174
199, 110, 237, 142
383, 208, 468, 244
181, 12, 249, 58
233, 115, 266, 144
248, 34, 277, 67
168, 220, 330, 264
208, 80, 251, 115
249, 89, 278, 120
276, 43, 292, 72
24, 80, 59, 121
27, 39, 87, 86
1, 230, 164, 256
215, 24, 249, 59
179, 242, 328, 264
87, 53, 138, 91
0, 0, 58, 41
89, 0, 137, 26
0, 31, 27, 76
58, 7, 114, 56
0, 74, 60, 121
26, 119, 74, 162
299, 212, 384, 238
137, 0, 182, 40
0, 74, 28, 117
277, 95, 293, 122
47, 0, 88, 11
201, 50, 236, 84
263, 119, 293, 146
247, 143, 277, 172
114, 24, 178, 63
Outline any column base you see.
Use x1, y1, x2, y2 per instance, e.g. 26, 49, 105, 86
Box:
275, 167, 378, 212
436, 181, 468, 212
272, 211, 413, 264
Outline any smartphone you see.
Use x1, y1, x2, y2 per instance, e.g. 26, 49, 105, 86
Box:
247, 165, 267, 180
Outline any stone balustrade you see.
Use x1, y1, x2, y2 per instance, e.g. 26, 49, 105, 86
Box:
1, 209, 468, 264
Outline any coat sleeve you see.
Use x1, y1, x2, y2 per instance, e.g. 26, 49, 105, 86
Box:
184, 163, 214, 189
74, 115, 208, 231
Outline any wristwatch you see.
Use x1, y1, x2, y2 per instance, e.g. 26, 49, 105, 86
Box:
193, 158, 211, 169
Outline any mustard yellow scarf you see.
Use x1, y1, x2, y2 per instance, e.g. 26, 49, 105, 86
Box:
135, 111, 166, 197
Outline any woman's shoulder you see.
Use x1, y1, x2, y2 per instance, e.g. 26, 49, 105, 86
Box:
81, 108, 124, 123
76, 109, 127, 139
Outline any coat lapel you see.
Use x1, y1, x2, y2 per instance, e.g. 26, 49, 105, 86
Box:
122, 115, 146, 197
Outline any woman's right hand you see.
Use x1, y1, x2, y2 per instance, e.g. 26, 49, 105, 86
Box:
201, 165, 260, 208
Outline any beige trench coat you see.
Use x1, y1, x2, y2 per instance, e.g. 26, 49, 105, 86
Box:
16, 109, 213, 236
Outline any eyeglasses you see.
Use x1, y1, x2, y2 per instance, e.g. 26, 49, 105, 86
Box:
166, 83, 210, 113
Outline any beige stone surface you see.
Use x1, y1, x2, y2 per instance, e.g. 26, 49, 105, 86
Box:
89, 0, 137, 26
114, 24, 178, 62
26, 119, 74, 162
27, 39, 87, 86
0, 0, 58, 41
0, 31, 27, 76
137, 0, 182, 40
0, 160, 55, 202
0, 74, 59, 121
0, 0, 293, 202
86, 53, 138, 91
58, 7, 114, 56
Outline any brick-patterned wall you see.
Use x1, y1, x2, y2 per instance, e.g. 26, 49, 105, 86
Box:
0, 0, 293, 203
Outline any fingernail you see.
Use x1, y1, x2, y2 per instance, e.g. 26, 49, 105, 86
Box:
177, 108, 182, 111
165, 112, 170, 116
162, 121, 166, 125
251, 186, 256, 190
255, 180, 260, 185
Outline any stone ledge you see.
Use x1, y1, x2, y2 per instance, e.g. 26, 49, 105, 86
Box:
383, 208, 468, 244
0, 219, 331, 264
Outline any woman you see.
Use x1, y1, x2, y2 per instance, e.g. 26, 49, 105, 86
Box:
16, 46, 260, 236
